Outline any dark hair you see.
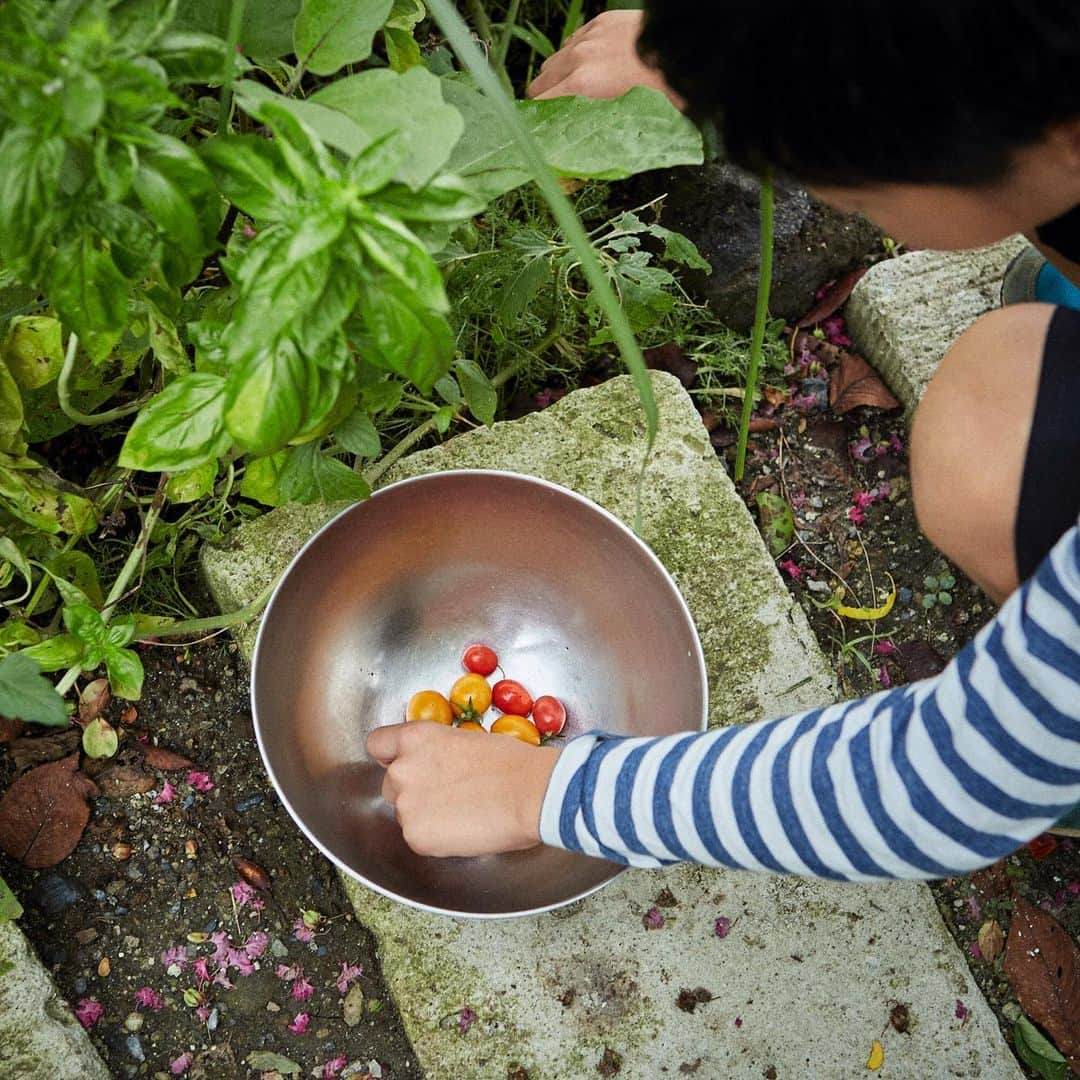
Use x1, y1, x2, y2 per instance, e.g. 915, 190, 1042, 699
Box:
639, 1, 1080, 186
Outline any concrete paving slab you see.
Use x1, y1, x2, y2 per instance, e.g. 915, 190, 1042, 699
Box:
203, 372, 1021, 1079
845, 235, 1028, 414
0, 920, 110, 1080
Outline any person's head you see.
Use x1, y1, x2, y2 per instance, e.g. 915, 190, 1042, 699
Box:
639, 1, 1080, 248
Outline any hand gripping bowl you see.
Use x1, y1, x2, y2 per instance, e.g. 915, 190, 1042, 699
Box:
252, 470, 707, 918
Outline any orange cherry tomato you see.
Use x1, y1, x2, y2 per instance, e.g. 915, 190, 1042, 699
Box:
449, 673, 492, 718
406, 690, 453, 725
456, 720, 486, 732
491, 714, 541, 746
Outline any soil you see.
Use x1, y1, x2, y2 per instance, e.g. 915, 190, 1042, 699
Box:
1, 643, 421, 1080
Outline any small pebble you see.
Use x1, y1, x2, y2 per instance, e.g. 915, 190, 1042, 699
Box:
266, 1001, 281, 1013
179, 677, 199, 693
181, 795, 195, 811
203, 918, 219, 934
75, 929, 98, 946
124, 1012, 144, 1033
74, 977, 88, 995
235, 793, 264, 813
270, 939, 289, 958
126, 1035, 145, 1062
207, 1007, 219, 1033
31, 873, 85, 916
898, 586, 913, 605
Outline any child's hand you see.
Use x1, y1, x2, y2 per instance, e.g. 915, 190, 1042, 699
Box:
526, 10, 685, 109
366, 721, 560, 858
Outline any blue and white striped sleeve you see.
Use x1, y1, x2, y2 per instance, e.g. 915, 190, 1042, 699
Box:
538, 517, 1080, 881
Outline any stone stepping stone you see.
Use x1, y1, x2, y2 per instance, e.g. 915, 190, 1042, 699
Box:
845, 235, 1027, 414
0, 921, 110, 1079
203, 372, 1020, 1079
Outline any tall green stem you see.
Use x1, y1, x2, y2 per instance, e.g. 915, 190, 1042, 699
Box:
734, 172, 774, 482
425, 0, 658, 468
218, 0, 247, 131
492, 0, 522, 74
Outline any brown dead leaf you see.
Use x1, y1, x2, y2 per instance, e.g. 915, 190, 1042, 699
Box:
897, 640, 947, 683
78, 678, 110, 724
0, 753, 99, 868
232, 856, 272, 892
829, 352, 900, 414
0, 717, 24, 743
978, 919, 1006, 964
1004, 897, 1080, 1069
762, 385, 789, 407
97, 764, 155, 798
795, 268, 868, 327
748, 417, 780, 433
7, 729, 80, 772
643, 343, 697, 388
971, 862, 1009, 900
141, 745, 194, 771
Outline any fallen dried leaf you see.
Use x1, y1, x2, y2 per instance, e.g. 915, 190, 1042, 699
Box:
0, 717, 24, 743
232, 856, 271, 892
97, 764, 155, 798
866, 1039, 884, 1071
98, 955, 110, 977
141, 745, 194, 771
0, 753, 98, 867
748, 416, 780, 433
245, 1051, 301, 1075
119, 706, 138, 726
978, 919, 1006, 964
7, 730, 80, 772
676, 987, 714, 1013
795, 269, 868, 328
829, 352, 900, 414
78, 679, 110, 724
1004, 897, 1080, 1069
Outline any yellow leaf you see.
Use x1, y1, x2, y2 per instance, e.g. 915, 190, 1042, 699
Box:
835, 575, 896, 621
866, 1039, 884, 1071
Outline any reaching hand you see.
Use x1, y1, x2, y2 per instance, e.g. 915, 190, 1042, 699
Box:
526, 10, 684, 108
366, 721, 561, 858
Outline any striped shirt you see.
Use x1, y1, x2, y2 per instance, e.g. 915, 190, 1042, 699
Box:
539, 515, 1080, 880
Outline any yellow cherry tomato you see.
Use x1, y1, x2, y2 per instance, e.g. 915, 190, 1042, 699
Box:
456, 720, 485, 732
406, 690, 453, 725
449, 673, 492, 718
491, 714, 541, 746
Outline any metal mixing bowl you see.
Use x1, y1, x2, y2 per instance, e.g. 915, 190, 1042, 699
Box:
252, 470, 707, 918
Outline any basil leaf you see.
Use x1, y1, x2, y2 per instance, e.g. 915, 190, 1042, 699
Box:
371, 178, 486, 224
239, 451, 287, 507
63, 603, 109, 667
334, 409, 381, 458
0, 873, 23, 922
278, 443, 371, 504
20, 634, 85, 674
0, 356, 26, 456
353, 210, 447, 312
201, 134, 301, 222
0, 653, 67, 727
223, 339, 308, 455
119, 373, 232, 472
0, 462, 98, 536
165, 461, 217, 503
152, 30, 252, 84
134, 163, 204, 256
1012, 1017, 1068, 1080
105, 646, 144, 701
293, 0, 394, 76
455, 357, 497, 427
2, 315, 64, 390
47, 233, 129, 343
0, 129, 65, 270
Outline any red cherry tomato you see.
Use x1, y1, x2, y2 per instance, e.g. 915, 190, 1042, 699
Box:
532, 695, 566, 737
462, 644, 498, 676
492, 679, 533, 716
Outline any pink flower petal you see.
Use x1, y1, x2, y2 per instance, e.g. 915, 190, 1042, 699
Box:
317, 1057, 348, 1079
154, 780, 176, 805
641, 906, 664, 930
75, 998, 103, 1029
186, 770, 214, 793
714, 916, 732, 939
160, 946, 187, 971
335, 962, 363, 994
244, 931, 269, 959
230, 881, 257, 907
459, 1006, 476, 1034
291, 976, 315, 1002
134, 986, 165, 1011
288, 1011, 310, 1035
170, 1052, 194, 1075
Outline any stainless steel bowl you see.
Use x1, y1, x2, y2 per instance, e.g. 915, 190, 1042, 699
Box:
252, 470, 707, 918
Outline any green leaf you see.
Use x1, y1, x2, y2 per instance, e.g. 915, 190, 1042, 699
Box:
0, 356, 26, 456
152, 29, 253, 83
0, 463, 98, 536
0, 652, 66, 727
63, 604, 109, 667
359, 378, 404, 414
294, 0, 394, 75
357, 279, 454, 392
0, 129, 66, 270
443, 83, 703, 200
353, 211, 446, 312
311, 67, 465, 189
432, 404, 453, 433
105, 647, 144, 701
61, 70, 105, 135
434, 374, 460, 406
384, 25, 421, 71
47, 551, 104, 610
46, 234, 129, 343
239, 451, 287, 506
201, 132, 303, 222
0, 875, 23, 923
245, 1052, 302, 1076
82, 717, 119, 759
119, 373, 232, 472
20, 634, 85, 674
171, 0, 301, 58
386, 0, 425, 30
165, 462, 217, 503
0, 621, 42, 655
334, 410, 381, 458
143, 299, 189, 375
1012, 1016, 1068, 1080
649, 225, 712, 272
756, 492, 795, 558
371, 177, 485, 224
133, 163, 205, 256
223, 340, 308, 455
278, 444, 371, 504
455, 358, 496, 427
3, 316, 64, 390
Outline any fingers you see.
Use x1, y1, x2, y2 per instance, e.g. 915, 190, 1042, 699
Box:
380, 768, 399, 806
527, 49, 574, 98
365, 722, 407, 766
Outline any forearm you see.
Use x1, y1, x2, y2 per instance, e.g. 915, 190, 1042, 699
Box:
540, 522, 1080, 880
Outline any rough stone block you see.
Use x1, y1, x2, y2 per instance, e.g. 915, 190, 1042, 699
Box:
202, 372, 1020, 1079
0, 921, 110, 1080
845, 235, 1028, 414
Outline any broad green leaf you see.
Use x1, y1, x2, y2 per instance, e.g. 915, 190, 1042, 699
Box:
353, 211, 447, 312
371, 177, 485, 224
756, 492, 795, 558
334, 409, 380, 457
20, 634, 85, 674
63, 604, 110, 667
46, 234, 130, 344
3, 316, 63, 390
294, 0, 394, 75
1012, 1016, 1068, 1080
0, 129, 66, 270
239, 451, 287, 506
0, 536, 33, 603
312, 68, 465, 190
0, 357, 26, 455
455, 358, 497, 426
171, 0, 301, 59
87, 203, 159, 279
434, 373, 460, 406
343, 133, 406, 197
443, 83, 703, 200
105, 647, 144, 700
119, 373, 232, 472
82, 717, 119, 759
278, 443, 371, 504
359, 378, 404, 414
649, 225, 712, 272
201, 132, 303, 222
384, 25, 420, 71
40, 564, 93, 610
0, 621, 42, 654
0, 874, 23, 922
134, 163, 205, 255
0, 463, 98, 535
143, 299, 189, 374
165, 461, 217, 503
385, 0, 425, 29
152, 30, 253, 83
223, 340, 308, 455
61, 70, 105, 135
46, 551, 104, 609
357, 279, 453, 392
0, 652, 67, 726
94, 138, 138, 202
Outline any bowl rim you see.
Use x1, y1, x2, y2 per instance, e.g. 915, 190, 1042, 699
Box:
250, 468, 709, 919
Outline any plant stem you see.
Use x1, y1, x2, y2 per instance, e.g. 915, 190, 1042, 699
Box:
135, 579, 276, 641
734, 172, 775, 482
57, 333, 148, 426
492, 0, 522, 73
426, 0, 658, 491
464, 0, 495, 44
218, 0, 247, 132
